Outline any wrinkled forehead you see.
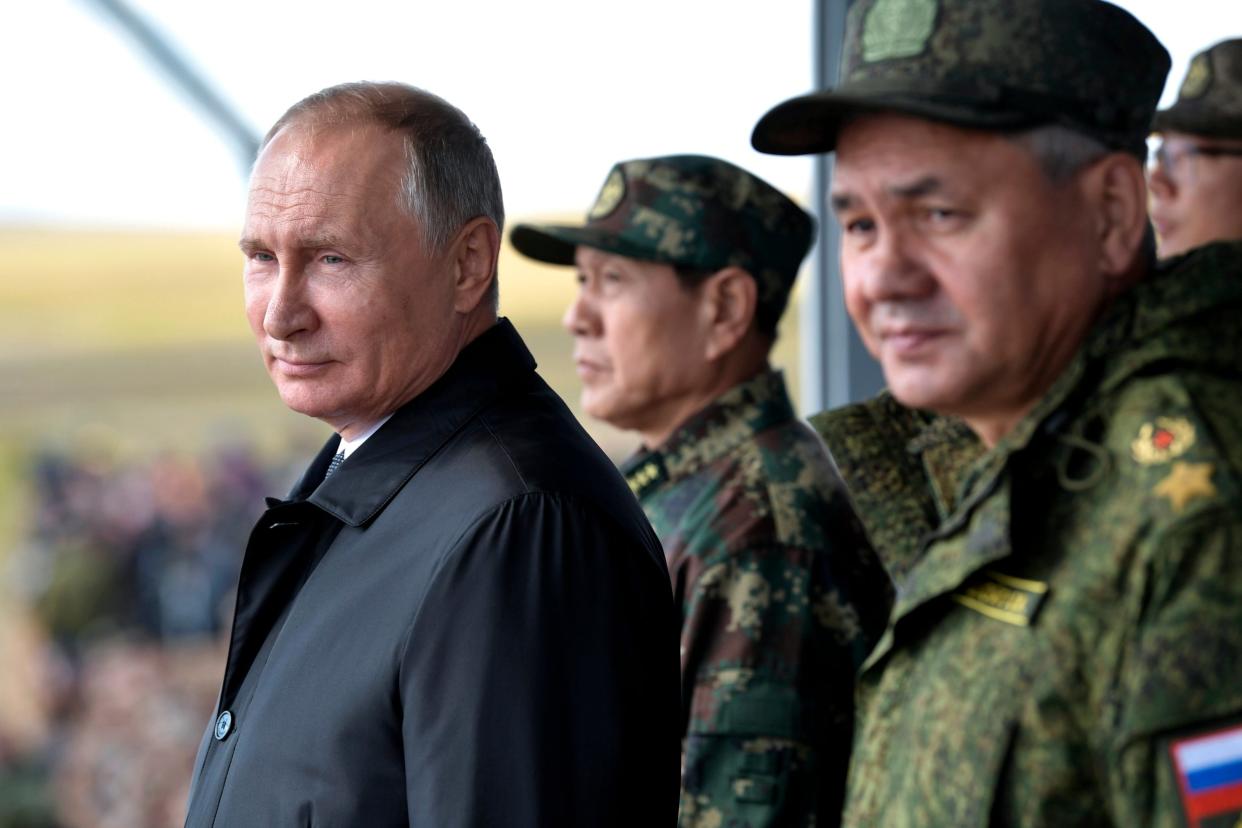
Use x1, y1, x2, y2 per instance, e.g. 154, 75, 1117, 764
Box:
244, 125, 411, 236
832, 113, 1021, 200
249, 123, 406, 202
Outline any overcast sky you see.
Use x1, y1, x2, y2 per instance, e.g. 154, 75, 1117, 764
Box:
2, 1, 1236, 231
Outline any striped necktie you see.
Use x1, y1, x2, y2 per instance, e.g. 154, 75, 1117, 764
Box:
324, 451, 345, 480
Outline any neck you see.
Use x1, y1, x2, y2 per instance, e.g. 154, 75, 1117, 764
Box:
638, 358, 769, 450
963, 411, 1026, 448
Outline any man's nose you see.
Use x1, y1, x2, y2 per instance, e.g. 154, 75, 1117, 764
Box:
853, 227, 936, 303
263, 268, 317, 340
1147, 163, 1177, 200
562, 289, 601, 337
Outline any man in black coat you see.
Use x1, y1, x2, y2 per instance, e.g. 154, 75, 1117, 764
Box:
183, 81, 682, 828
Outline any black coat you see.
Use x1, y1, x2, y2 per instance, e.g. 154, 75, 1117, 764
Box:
184, 320, 682, 827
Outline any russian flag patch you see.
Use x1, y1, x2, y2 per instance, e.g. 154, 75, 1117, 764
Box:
1170, 722, 1242, 828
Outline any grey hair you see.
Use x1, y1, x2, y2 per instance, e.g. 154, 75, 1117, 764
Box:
1010, 123, 1158, 268
1007, 124, 1110, 182
260, 82, 505, 256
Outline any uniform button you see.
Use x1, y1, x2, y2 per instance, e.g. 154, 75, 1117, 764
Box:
214, 710, 234, 741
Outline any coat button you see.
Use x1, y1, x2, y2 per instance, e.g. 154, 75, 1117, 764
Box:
214, 710, 234, 741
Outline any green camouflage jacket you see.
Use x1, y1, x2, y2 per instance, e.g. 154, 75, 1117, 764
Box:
621, 370, 892, 828
813, 241, 1242, 828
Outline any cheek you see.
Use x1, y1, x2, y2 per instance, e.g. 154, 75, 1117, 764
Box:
840, 264, 877, 342
243, 288, 269, 337
1200, 177, 1242, 216
601, 304, 684, 390
603, 314, 659, 386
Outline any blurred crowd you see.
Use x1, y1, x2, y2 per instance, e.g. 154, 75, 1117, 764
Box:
0, 442, 296, 828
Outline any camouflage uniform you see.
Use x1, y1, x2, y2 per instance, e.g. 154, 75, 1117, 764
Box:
1154, 38, 1242, 139
620, 370, 890, 828
512, 157, 893, 827
812, 242, 1242, 827
753, 1, 1242, 825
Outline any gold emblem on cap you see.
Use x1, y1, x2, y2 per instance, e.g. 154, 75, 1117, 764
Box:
588, 169, 626, 221
861, 0, 938, 64
1180, 53, 1212, 100
1130, 416, 1196, 465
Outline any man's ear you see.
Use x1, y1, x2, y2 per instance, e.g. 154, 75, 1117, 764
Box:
700, 266, 758, 361
450, 217, 500, 314
1084, 155, 1149, 283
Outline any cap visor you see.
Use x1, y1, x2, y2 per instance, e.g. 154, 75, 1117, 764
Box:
752, 88, 1040, 156
509, 224, 595, 267
1152, 105, 1242, 139
511, 223, 680, 268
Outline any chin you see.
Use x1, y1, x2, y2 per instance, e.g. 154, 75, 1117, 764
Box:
1159, 238, 1193, 258
581, 399, 616, 427
581, 394, 632, 431
274, 386, 336, 421
885, 374, 957, 414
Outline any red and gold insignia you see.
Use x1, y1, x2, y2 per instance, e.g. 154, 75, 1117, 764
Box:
1131, 417, 1196, 465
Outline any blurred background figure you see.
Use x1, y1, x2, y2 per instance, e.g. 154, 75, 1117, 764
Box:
2, 441, 290, 828
513, 155, 891, 828
1149, 38, 1242, 257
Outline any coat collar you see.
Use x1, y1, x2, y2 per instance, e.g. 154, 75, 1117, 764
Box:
279, 318, 537, 527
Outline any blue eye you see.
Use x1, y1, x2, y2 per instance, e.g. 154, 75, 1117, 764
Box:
322, 255, 344, 264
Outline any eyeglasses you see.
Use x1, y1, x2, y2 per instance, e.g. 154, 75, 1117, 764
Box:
1150, 140, 1242, 179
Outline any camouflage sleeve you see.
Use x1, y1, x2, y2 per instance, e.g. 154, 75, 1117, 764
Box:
1107, 508, 1242, 827
677, 540, 879, 828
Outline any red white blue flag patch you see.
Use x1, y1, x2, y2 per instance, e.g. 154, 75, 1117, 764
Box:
1170, 722, 1242, 828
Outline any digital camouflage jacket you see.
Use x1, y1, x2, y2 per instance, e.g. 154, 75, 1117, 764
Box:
622, 370, 892, 828
813, 241, 1242, 828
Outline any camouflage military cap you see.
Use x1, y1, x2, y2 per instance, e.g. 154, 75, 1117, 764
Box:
509, 155, 815, 321
751, 0, 1170, 158
1153, 40, 1242, 139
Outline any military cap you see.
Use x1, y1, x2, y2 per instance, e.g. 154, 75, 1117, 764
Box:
510, 155, 815, 322
1153, 39, 1242, 139
751, 0, 1170, 158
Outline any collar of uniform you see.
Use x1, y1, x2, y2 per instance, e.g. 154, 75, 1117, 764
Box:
986, 240, 1242, 464
280, 319, 537, 527
620, 370, 793, 500
812, 394, 983, 580
618, 448, 668, 501
1093, 240, 1242, 388
661, 369, 794, 482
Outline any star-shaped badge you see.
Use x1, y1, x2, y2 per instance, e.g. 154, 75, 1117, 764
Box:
1153, 461, 1216, 513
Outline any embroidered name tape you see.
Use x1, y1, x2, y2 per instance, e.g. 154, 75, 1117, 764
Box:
1170, 722, 1242, 828
951, 571, 1049, 627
